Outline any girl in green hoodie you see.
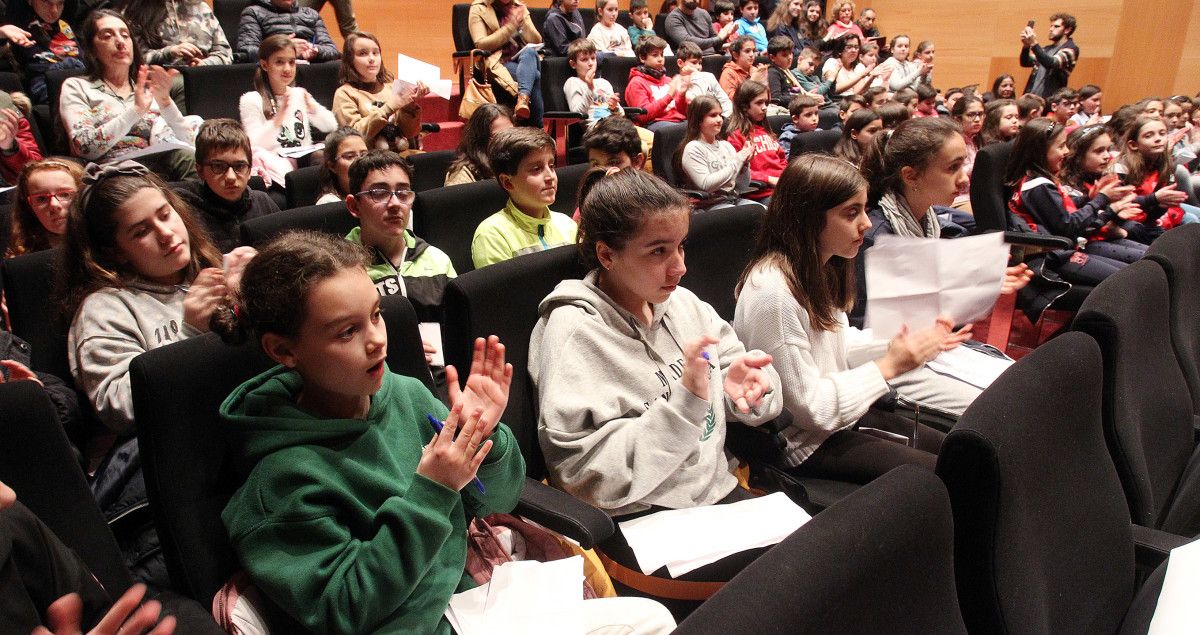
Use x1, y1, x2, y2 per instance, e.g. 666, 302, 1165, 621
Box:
216, 231, 673, 634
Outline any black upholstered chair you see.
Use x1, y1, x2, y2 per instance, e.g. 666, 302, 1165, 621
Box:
182, 64, 257, 121
1, 248, 68, 382
442, 245, 586, 480
411, 178, 510, 274
409, 149, 457, 193
284, 165, 324, 210
786, 128, 840, 160
238, 201, 357, 246
1072, 260, 1200, 537
212, 0, 252, 55
937, 332, 1180, 634
1145, 223, 1200, 414
676, 465, 967, 634
45, 67, 87, 154
297, 60, 342, 109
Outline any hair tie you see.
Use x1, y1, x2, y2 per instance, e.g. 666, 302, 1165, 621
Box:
604, 166, 621, 177
82, 160, 150, 186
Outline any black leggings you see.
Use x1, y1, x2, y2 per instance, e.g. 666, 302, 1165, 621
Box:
1048, 239, 1147, 285
786, 408, 947, 484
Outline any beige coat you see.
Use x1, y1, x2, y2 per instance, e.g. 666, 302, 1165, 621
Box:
332, 83, 422, 147
467, 0, 542, 97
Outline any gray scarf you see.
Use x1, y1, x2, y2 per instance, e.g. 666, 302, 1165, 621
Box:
878, 190, 940, 239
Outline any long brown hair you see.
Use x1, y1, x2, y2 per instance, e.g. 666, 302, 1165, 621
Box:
338, 31, 395, 91
862, 117, 961, 205
674, 95, 723, 189
799, 0, 828, 40
57, 172, 222, 323
1118, 116, 1174, 187
8, 159, 83, 257
576, 168, 689, 270
1060, 124, 1112, 190
980, 98, 1017, 146
728, 80, 771, 139
80, 9, 143, 86
1004, 117, 1065, 187
737, 155, 866, 331
766, 0, 801, 34
253, 34, 296, 118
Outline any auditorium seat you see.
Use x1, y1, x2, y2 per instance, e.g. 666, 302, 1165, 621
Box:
1145, 223, 1200, 413
283, 164, 324, 209
239, 201, 357, 246
937, 331, 1180, 634
1072, 260, 1200, 537
676, 465, 967, 634
411, 178, 511, 274
408, 149, 457, 193
182, 64, 258, 121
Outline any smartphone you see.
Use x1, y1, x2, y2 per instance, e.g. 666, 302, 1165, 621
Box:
1026, 19, 1036, 28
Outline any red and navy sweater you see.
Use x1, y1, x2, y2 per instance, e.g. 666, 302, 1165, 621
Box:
1009, 176, 1114, 241
726, 124, 786, 200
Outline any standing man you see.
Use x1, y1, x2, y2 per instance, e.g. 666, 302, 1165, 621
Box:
299, 0, 357, 37
665, 0, 737, 55
1019, 13, 1078, 99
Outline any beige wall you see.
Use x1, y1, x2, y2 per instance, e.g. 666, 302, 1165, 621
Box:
311, 0, 1196, 109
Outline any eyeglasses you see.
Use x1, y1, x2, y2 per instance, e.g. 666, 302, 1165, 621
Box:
356, 188, 415, 205
339, 150, 369, 162
203, 160, 251, 176
27, 190, 74, 208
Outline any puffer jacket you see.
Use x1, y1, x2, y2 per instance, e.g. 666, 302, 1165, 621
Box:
235, 0, 339, 62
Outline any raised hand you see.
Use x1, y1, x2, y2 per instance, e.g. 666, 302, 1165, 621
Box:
0, 108, 19, 152
221, 246, 257, 292
1093, 173, 1134, 200
416, 404, 493, 491
723, 351, 773, 413
33, 584, 176, 635
183, 268, 227, 332
681, 335, 718, 401
133, 65, 153, 114
446, 336, 512, 440
145, 65, 179, 108
876, 322, 947, 380
936, 316, 973, 351
1156, 183, 1189, 206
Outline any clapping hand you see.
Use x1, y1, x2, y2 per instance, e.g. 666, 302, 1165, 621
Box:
1000, 263, 1034, 294
723, 351, 773, 413
33, 584, 176, 635
445, 335, 512, 441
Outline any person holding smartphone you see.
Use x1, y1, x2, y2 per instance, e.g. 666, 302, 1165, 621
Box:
1019, 13, 1079, 99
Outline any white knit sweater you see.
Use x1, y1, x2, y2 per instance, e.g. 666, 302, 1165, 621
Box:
733, 261, 891, 466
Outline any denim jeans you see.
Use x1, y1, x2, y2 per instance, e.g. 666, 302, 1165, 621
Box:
503, 46, 543, 126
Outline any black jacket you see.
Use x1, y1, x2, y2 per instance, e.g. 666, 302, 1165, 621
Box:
235, 0, 340, 62
172, 179, 282, 252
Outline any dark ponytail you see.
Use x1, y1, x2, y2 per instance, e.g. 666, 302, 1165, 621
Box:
862, 117, 962, 205
576, 168, 689, 270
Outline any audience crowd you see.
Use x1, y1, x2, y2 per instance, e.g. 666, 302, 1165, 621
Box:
0, 0, 1198, 632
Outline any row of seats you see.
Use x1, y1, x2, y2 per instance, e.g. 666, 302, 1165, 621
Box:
6, 215, 1195, 632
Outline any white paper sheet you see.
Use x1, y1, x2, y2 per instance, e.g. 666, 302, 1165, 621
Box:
617, 492, 810, 577
277, 143, 325, 159
394, 53, 454, 100
1149, 537, 1200, 633
865, 232, 1009, 339
0, 185, 15, 194
926, 346, 1014, 390
110, 140, 195, 162
418, 322, 444, 367
446, 557, 585, 635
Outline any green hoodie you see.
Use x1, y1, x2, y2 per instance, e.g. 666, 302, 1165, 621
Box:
220, 366, 525, 634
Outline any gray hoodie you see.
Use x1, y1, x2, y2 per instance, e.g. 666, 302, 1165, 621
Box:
68, 280, 201, 434
530, 271, 781, 516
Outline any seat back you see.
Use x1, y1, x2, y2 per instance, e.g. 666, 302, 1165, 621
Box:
1072, 260, 1196, 533
412, 178, 511, 274
787, 128, 840, 160
676, 465, 966, 634
649, 122, 689, 188
701, 54, 728, 77
238, 201, 358, 246
765, 114, 790, 136
969, 140, 1013, 232
212, 0, 252, 52
680, 204, 764, 321
551, 162, 589, 217
442, 246, 587, 479
540, 57, 578, 113
284, 164, 324, 209
655, 12, 671, 48
0, 381, 133, 597
132, 295, 432, 603
936, 332, 1135, 635
1, 248, 69, 382
451, 4, 474, 52
46, 67, 88, 154
409, 149, 457, 193
1145, 223, 1200, 414
601, 54, 643, 102
0, 71, 22, 93
182, 64, 257, 121
297, 60, 342, 108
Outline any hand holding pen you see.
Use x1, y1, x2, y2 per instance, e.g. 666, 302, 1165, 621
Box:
418, 405, 491, 493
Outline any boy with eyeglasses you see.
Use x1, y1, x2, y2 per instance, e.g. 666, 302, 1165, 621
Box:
172, 118, 280, 251
345, 149, 455, 322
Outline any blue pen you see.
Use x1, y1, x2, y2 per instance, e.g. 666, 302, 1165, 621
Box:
426, 414, 487, 494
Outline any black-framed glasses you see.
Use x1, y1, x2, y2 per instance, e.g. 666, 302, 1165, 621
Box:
339, 149, 369, 162
26, 190, 74, 208
357, 188, 415, 205
203, 160, 251, 176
